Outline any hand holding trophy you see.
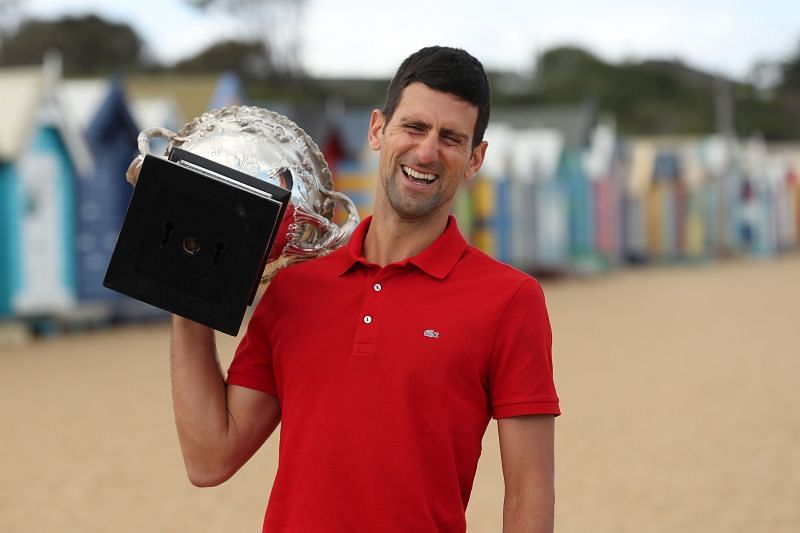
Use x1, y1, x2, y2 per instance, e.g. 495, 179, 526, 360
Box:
105, 105, 361, 335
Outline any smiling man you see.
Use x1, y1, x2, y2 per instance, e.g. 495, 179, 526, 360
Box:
171, 46, 560, 533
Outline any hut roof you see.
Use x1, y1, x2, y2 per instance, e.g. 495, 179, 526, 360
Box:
0, 67, 44, 161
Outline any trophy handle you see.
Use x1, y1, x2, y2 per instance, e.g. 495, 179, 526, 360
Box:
125, 127, 185, 186
285, 186, 360, 257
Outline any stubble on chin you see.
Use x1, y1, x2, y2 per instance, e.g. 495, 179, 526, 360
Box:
383, 169, 442, 220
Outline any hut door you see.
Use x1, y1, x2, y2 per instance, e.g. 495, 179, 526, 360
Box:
14, 152, 73, 314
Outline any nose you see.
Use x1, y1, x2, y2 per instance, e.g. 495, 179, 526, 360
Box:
415, 132, 439, 164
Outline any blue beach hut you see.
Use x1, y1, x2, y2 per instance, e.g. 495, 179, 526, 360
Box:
61, 80, 141, 303
0, 67, 44, 318
0, 63, 94, 318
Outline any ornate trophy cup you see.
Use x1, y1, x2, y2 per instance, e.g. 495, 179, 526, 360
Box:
104, 106, 360, 335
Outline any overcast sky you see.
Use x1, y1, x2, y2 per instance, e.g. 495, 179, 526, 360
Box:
18, 0, 800, 80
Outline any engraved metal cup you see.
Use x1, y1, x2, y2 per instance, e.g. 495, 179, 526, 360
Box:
125, 105, 360, 282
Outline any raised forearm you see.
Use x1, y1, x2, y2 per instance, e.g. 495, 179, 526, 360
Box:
170, 315, 232, 485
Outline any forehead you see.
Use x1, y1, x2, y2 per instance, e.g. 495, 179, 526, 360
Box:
393, 82, 478, 136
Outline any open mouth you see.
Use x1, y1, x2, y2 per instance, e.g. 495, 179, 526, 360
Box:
402, 165, 438, 185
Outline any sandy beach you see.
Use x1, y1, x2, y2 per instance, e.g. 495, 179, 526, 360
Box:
1, 253, 798, 532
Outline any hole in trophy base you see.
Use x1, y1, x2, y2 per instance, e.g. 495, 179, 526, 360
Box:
212, 241, 225, 265
182, 237, 201, 256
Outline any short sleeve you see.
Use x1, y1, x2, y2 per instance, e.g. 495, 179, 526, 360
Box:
488, 279, 560, 418
226, 279, 280, 397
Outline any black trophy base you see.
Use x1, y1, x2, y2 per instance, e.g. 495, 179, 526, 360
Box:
104, 151, 290, 336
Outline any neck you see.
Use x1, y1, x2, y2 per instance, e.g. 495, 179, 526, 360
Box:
363, 210, 449, 266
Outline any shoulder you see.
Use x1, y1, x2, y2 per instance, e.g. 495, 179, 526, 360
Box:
458, 244, 542, 291
444, 244, 546, 318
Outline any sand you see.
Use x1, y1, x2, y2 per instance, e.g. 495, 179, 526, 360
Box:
1, 253, 798, 532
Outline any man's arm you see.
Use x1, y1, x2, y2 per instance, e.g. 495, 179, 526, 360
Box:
171, 316, 280, 487
498, 414, 555, 533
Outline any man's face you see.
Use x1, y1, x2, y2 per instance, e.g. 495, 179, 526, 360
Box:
368, 82, 487, 221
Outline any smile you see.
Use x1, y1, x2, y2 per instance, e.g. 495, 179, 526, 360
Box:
402, 165, 438, 184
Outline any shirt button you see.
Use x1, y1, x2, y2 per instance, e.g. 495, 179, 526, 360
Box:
363, 315, 373, 324
373, 283, 382, 292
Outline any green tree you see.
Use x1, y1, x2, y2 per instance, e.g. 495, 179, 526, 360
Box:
533, 46, 716, 134
778, 39, 800, 91
0, 15, 143, 76
171, 39, 268, 75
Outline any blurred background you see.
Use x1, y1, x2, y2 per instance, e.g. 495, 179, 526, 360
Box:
0, 1, 798, 532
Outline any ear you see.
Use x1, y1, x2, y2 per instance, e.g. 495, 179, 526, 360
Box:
464, 140, 488, 181
367, 109, 385, 151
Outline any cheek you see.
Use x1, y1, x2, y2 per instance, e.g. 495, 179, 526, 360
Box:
443, 151, 471, 174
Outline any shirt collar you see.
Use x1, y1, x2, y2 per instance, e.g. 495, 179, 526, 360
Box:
333, 215, 467, 279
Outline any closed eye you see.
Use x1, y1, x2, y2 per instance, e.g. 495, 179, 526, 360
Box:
441, 134, 462, 147
404, 122, 427, 134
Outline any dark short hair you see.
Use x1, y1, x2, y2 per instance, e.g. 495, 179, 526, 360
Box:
382, 46, 491, 148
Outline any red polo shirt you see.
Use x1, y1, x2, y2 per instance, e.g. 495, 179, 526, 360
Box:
227, 215, 559, 533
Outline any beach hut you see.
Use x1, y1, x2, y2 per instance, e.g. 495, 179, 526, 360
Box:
585, 121, 623, 268
556, 144, 599, 269
478, 124, 515, 261
493, 103, 598, 273
764, 145, 800, 252
647, 149, 684, 261
680, 143, 712, 261
697, 135, 739, 256
61, 80, 142, 304
0, 67, 44, 318
462, 175, 498, 257
451, 180, 476, 242
4, 60, 94, 318
624, 140, 656, 263
740, 138, 776, 257
786, 161, 800, 248
517, 130, 567, 271
508, 131, 539, 268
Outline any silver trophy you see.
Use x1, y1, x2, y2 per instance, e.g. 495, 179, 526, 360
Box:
125, 105, 360, 282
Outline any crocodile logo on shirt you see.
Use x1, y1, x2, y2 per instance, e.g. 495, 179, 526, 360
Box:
423, 329, 440, 339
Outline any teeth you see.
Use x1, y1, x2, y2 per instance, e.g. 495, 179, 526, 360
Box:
403, 165, 436, 181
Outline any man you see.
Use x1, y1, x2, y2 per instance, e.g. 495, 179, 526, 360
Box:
171, 46, 559, 532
